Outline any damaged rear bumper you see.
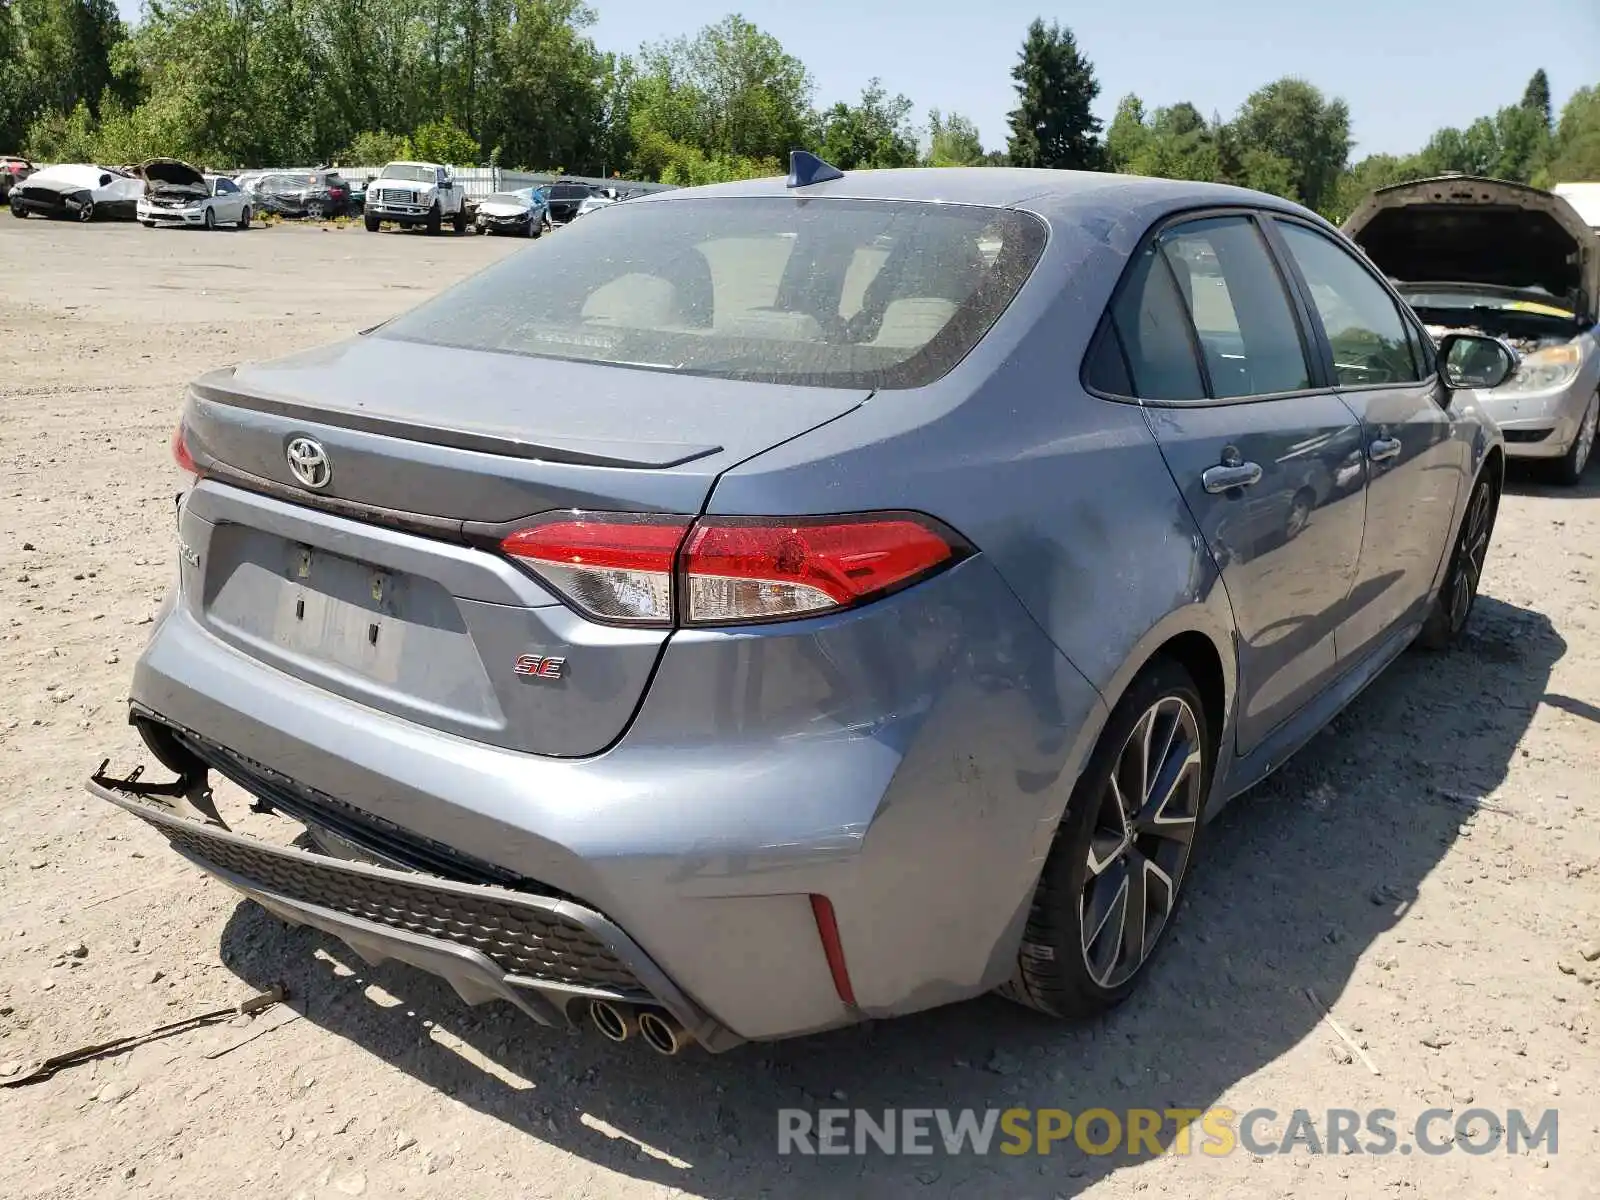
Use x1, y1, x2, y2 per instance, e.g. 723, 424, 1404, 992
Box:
87, 760, 742, 1051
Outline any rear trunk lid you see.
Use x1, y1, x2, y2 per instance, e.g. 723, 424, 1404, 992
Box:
179, 336, 869, 757
1342, 175, 1600, 321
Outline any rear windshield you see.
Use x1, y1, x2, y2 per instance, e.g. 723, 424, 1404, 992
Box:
376, 196, 1047, 389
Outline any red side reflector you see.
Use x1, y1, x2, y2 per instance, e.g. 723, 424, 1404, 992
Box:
809, 894, 858, 1008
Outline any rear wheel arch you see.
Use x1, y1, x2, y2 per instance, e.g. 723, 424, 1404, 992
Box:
1094, 614, 1235, 760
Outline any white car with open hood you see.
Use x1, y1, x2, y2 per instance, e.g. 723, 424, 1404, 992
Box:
136, 159, 251, 230
1344, 176, 1600, 484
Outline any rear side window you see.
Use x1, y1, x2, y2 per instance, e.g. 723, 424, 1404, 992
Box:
1275, 222, 1421, 386
377, 197, 1048, 389
1100, 245, 1207, 400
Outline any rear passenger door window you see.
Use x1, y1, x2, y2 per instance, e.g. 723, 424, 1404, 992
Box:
1157, 218, 1311, 398
1089, 214, 1311, 402
1274, 222, 1421, 386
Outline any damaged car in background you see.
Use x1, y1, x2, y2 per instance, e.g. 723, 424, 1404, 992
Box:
137, 159, 252, 230
1346, 176, 1600, 484
8, 163, 142, 221
0, 155, 36, 202
247, 169, 351, 219
474, 189, 549, 237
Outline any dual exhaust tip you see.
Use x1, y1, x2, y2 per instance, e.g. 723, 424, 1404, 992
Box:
589, 999, 689, 1056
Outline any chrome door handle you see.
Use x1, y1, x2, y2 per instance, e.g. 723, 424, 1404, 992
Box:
1369, 436, 1402, 462
1202, 462, 1263, 493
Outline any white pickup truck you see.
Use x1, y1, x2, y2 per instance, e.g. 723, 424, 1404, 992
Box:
363, 161, 468, 234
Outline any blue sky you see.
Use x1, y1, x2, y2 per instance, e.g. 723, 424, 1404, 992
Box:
114, 0, 1598, 158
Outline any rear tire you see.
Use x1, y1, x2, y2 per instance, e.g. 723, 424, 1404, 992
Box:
1003, 658, 1212, 1018
364, 214, 380, 232
452, 206, 467, 234
1550, 392, 1598, 487
1417, 469, 1498, 650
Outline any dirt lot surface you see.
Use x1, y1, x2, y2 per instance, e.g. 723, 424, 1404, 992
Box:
2, 218, 1599, 1200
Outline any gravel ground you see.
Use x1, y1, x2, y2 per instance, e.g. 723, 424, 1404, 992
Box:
2, 218, 1598, 1200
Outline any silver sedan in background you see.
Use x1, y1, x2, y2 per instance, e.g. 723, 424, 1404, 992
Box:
1345, 176, 1600, 484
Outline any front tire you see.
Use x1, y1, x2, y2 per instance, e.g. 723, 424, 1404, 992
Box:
1550, 392, 1598, 487
1004, 659, 1212, 1017
203, 206, 215, 231
1417, 469, 1498, 650
77, 200, 94, 223
364, 214, 381, 232
237, 206, 251, 230
425, 202, 441, 235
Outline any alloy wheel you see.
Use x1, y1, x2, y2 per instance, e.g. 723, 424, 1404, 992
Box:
1575, 395, 1598, 477
1449, 480, 1494, 631
77, 201, 93, 222
1079, 695, 1203, 989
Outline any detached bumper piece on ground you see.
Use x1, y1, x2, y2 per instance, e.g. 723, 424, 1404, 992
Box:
89, 753, 736, 1055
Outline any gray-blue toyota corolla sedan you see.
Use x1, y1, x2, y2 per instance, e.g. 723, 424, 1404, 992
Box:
91, 155, 1518, 1055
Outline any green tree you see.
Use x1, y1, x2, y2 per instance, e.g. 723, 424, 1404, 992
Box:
1326, 151, 1432, 223
406, 118, 480, 163
1544, 85, 1600, 182
1522, 68, 1552, 129
1104, 93, 1148, 172
817, 78, 917, 170
624, 14, 810, 180
1228, 78, 1350, 212
1004, 18, 1103, 170
925, 108, 985, 166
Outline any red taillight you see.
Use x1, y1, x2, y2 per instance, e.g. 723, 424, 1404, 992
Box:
171, 423, 199, 476
501, 515, 691, 626
501, 510, 965, 627
681, 515, 960, 625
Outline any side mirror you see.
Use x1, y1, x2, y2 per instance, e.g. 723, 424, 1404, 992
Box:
1438, 332, 1519, 391
99, 174, 112, 187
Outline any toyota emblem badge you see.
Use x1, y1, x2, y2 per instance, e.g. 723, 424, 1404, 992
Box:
285, 436, 331, 490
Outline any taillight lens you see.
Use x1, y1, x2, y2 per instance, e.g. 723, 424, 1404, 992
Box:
501, 511, 966, 627
501, 515, 691, 626
171, 423, 199, 476
681, 515, 962, 625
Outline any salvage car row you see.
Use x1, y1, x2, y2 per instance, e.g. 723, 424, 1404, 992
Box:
5, 156, 634, 236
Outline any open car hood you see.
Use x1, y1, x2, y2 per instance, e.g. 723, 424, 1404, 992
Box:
142, 158, 207, 197
1343, 176, 1600, 321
